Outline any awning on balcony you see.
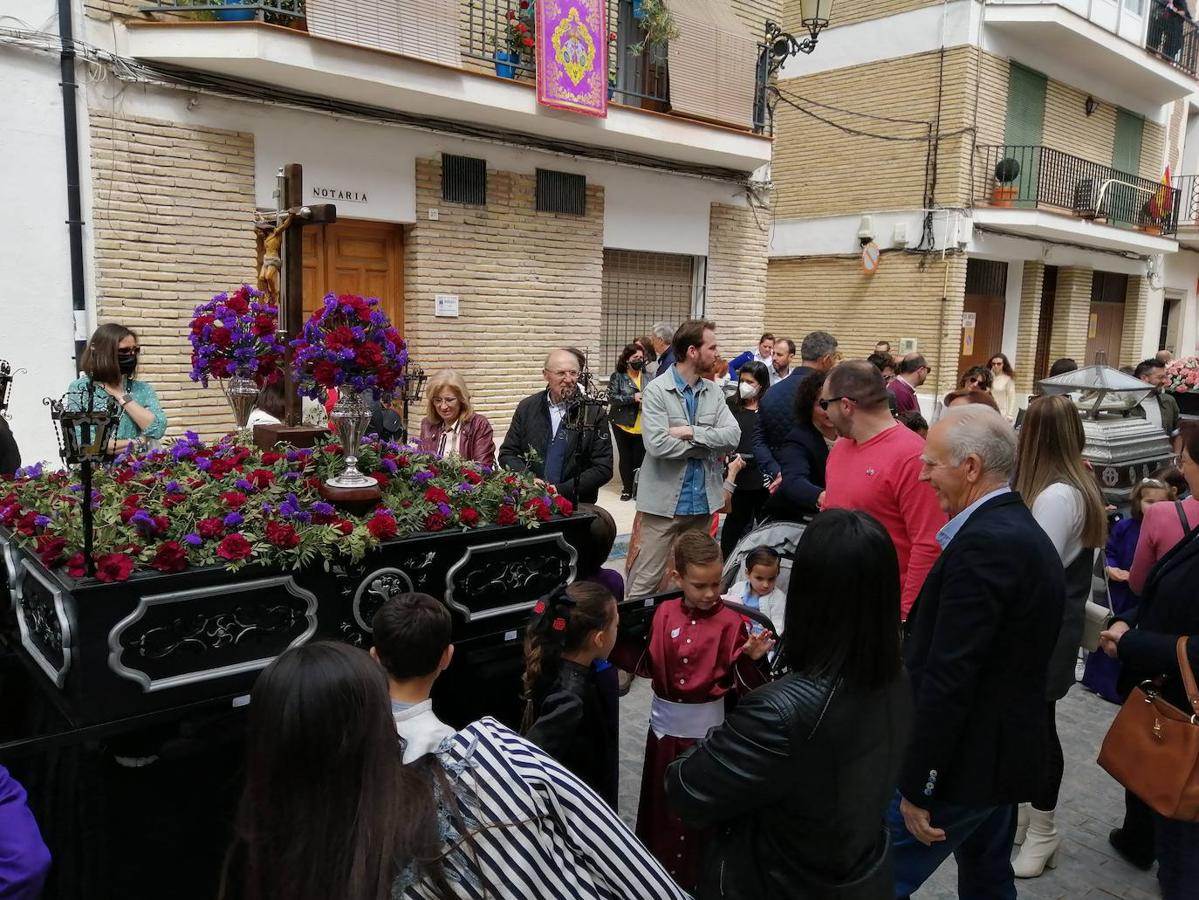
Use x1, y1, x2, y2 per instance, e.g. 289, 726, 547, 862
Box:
667, 0, 759, 130
972, 207, 1179, 256
306, 0, 462, 68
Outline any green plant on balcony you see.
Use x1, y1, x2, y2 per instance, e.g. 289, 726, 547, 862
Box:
629, 0, 678, 56
991, 157, 1021, 207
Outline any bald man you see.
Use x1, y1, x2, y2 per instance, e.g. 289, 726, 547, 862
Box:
498, 349, 613, 504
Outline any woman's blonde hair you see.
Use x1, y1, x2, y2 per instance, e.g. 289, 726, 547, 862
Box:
1013, 395, 1107, 549
424, 370, 473, 425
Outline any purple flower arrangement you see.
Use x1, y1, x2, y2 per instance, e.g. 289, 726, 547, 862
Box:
188, 285, 286, 387
290, 293, 408, 402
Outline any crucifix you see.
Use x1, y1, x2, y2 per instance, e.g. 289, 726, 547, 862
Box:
254, 163, 337, 448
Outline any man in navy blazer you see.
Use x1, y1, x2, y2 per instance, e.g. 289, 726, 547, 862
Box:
889, 405, 1063, 899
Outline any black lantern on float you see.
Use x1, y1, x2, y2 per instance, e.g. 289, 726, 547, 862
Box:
565, 362, 610, 432
45, 389, 119, 577
0, 360, 12, 415
398, 362, 428, 444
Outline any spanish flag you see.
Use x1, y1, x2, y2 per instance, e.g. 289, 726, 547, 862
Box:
1149, 166, 1172, 220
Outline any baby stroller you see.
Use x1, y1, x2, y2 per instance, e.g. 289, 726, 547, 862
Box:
720, 518, 809, 597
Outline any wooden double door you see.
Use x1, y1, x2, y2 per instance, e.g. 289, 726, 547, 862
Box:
302, 220, 405, 334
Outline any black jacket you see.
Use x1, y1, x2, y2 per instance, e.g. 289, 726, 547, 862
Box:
524, 660, 619, 807
1117, 524, 1199, 713
900, 491, 1063, 808
751, 366, 814, 479
773, 423, 828, 514
666, 672, 912, 899
607, 370, 643, 430
497, 392, 613, 504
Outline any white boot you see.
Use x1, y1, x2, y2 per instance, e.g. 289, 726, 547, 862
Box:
1013, 807, 1059, 878
1014, 803, 1030, 846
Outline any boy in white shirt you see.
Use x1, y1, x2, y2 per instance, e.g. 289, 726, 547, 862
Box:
370, 592, 456, 762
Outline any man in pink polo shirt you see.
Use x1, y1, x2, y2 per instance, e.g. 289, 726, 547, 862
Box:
820, 361, 946, 618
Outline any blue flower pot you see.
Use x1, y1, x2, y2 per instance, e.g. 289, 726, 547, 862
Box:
632, 0, 644, 19
215, 1, 257, 21
495, 51, 519, 79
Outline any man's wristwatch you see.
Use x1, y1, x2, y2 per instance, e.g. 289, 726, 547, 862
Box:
119, 393, 133, 408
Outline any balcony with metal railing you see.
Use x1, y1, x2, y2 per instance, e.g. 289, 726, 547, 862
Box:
129, 0, 773, 174
983, 0, 1197, 109
1171, 173, 1199, 246
972, 144, 1180, 253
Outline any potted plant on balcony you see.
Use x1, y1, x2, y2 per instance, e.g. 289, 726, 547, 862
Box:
991, 157, 1021, 207
213, 0, 257, 22
629, 0, 678, 56
492, 1, 535, 79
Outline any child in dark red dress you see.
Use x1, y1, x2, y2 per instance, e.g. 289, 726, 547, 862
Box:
610, 532, 773, 891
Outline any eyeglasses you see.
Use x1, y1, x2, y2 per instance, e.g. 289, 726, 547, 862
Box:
118, 347, 142, 355
545, 369, 580, 378
818, 396, 856, 410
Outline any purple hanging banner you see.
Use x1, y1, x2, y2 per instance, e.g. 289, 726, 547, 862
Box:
536, 0, 608, 118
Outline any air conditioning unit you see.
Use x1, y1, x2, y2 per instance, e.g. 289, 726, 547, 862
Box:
1073, 178, 1097, 219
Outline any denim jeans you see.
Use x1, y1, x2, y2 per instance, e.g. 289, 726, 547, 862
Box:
1154, 813, 1199, 899
886, 793, 1016, 899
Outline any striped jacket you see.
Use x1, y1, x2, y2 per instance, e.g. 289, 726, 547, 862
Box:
397, 718, 691, 899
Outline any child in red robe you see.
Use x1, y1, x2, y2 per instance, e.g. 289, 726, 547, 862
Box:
610, 531, 773, 891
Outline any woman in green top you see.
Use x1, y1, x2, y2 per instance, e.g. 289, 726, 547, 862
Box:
69, 323, 167, 454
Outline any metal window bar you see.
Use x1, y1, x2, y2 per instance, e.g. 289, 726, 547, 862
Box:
1175, 173, 1199, 227
139, 0, 306, 25
974, 144, 1179, 235
599, 249, 695, 376
1145, 0, 1199, 77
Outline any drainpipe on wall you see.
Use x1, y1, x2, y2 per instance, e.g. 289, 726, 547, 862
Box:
58, 0, 88, 369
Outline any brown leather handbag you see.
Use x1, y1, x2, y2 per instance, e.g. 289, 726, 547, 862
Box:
1098, 637, 1199, 821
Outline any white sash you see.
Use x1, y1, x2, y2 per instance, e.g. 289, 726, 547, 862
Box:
649, 692, 725, 740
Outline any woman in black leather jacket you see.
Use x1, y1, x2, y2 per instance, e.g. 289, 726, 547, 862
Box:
665, 509, 913, 899
607, 343, 648, 501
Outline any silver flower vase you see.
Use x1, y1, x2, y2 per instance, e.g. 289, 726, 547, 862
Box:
327, 389, 374, 489
221, 375, 260, 431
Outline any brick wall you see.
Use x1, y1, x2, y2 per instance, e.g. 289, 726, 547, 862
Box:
785, 0, 939, 30
773, 48, 978, 219
1015, 261, 1044, 396
767, 252, 967, 398
404, 158, 605, 435
84, 0, 142, 19
1041, 82, 1165, 181
89, 111, 258, 441
1049, 266, 1093, 364
706, 203, 769, 357
1121, 275, 1149, 366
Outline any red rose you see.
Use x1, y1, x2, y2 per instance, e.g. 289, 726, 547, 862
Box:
150, 541, 189, 573
463, 469, 483, 485
324, 325, 357, 351
332, 519, 354, 536
524, 499, 551, 522
252, 313, 276, 337
265, 520, 301, 549
66, 553, 87, 578
221, 491, 248, 509
366, 515, 397, 540
460, 507, 480, 527
424, 512, 448, 532
225, 292, 250, 315
163, 492, 187, 508
261, 451, 284, 465
217, 533, 253, 561
354, 343, 383, 369
497, 505, 517, 526
312, 360, 339, 388
523, 36, 534, 47
114, 468, 136, 485
95, 553, 136, 583
249, 468, 275, 489
396, 454, 411, 467
197, 517, 224, 539
424, 486, 450, 505
16, 511, 37, 536
516, 21, 528, 33
553, 496, 574, 517
210, 327, 232, 348
208, 458, 236, 478
370, 472, 390, 488
191, 314, 215, 335
209, 357, 231, 378
507, 8, 515, 18
36, 535, 67, 567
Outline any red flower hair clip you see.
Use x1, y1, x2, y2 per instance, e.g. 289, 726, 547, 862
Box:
552, 617, 566, 632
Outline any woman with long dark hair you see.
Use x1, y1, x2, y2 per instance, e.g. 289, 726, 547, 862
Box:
987, 352, 1018, 420
721, 360, 771, 555
70, 323, 167, 454
773, 368, 835, 516
665, 510, 912, 899
608, 343, 649, 501
224, 642, 689, 900
1010, 395, 1108, 878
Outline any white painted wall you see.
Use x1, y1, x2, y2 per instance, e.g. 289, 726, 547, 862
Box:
1163, 249, 1199, 356
0, 0, 93, 467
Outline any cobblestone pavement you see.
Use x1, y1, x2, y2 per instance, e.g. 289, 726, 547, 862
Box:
615, 675, 1162, 899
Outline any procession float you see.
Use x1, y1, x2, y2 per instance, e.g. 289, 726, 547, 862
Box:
0, 165, 597, 900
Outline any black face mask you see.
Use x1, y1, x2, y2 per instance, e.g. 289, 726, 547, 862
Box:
628, 359, 644, 371
117, 354, 138, 376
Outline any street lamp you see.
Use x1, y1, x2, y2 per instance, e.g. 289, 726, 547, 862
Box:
799, 0, 834, 45
45, 389, 119, 578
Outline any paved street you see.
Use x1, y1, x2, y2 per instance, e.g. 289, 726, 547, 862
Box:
612, 635, 1161, 899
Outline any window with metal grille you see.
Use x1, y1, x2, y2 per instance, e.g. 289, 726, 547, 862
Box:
536, 169, 587, 215
1091, 271, 1128, 303
600, 250, 698, 375
965, 258, 1008, 297
442, 154, 487, 205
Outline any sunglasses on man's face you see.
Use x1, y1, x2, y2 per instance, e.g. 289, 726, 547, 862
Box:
818, 396, 856, 410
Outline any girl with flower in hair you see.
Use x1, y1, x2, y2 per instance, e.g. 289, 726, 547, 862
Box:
521, 582, 620, 807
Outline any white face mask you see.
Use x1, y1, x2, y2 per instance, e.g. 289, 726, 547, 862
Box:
738, 381, 758, 400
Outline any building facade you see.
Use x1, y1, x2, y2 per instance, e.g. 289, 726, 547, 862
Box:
769, 0, 1199, 404
1, 0, 777, 465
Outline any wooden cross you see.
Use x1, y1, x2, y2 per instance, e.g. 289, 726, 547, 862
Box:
253, 163, 336, 446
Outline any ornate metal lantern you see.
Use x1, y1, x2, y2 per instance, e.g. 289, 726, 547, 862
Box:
398, 362, 428, 445
0, 360, 12, 415
45, 388, 120, 578
564, 364, 610, 432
